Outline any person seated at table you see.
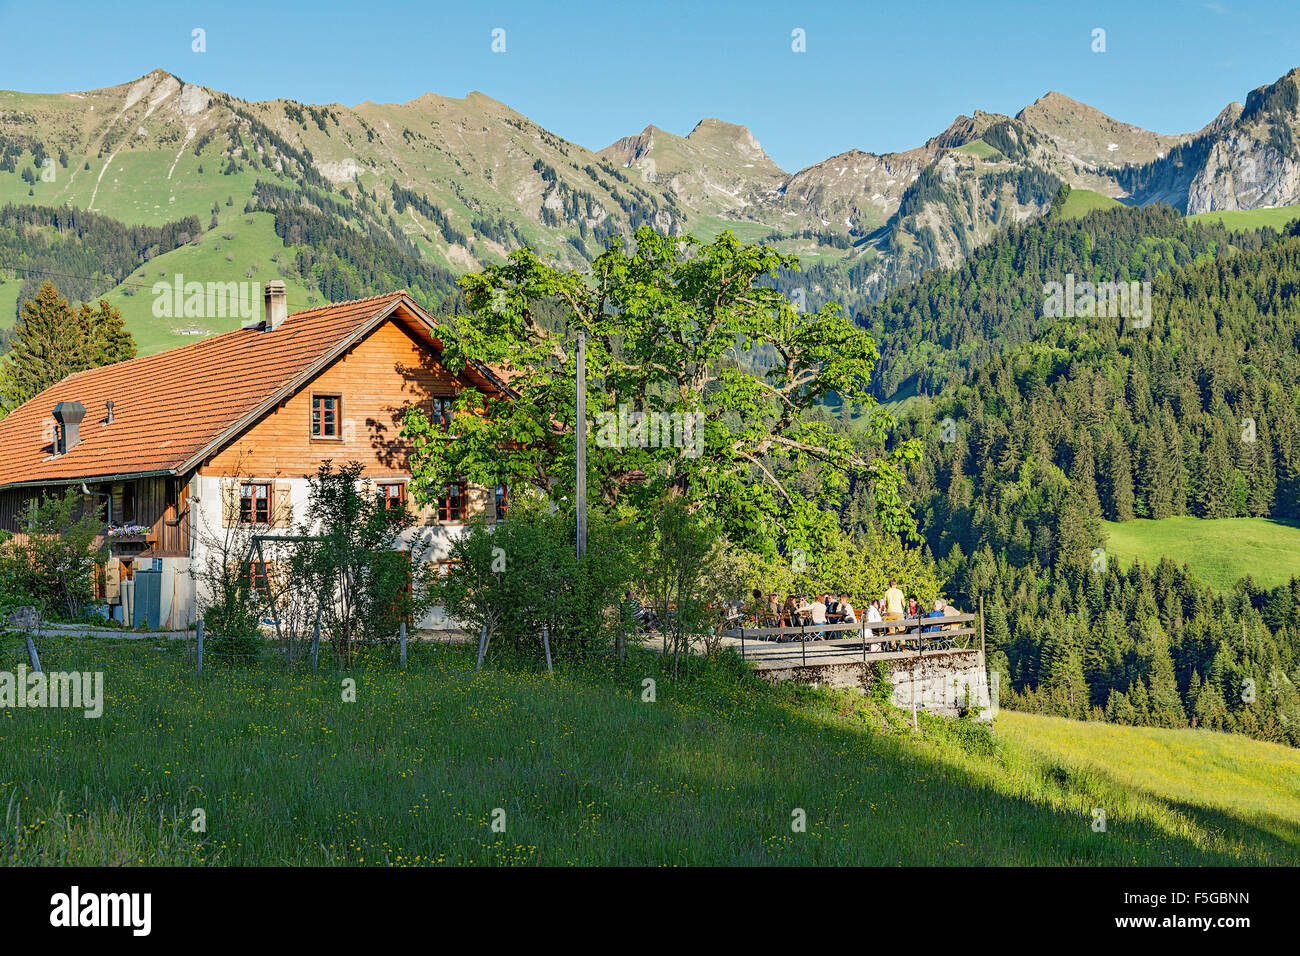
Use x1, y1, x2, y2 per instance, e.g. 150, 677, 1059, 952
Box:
767, 593, 783, 627
922, 598, 947, 633
837, 594, 857, 625
808, 593, 828, 638
865, 599, 882, 624
780, 595, 799, 636
624, 591, 656, 631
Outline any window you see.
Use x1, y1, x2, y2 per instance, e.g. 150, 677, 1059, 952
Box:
435, 559, 462, 577
239, 482, 271, 524
436, 482, 465, 523
431, 396, 455, 433
312, 394, 341, 438
242, 561, 270, 591
381, 482, 405, 512
494, 484, 508, 519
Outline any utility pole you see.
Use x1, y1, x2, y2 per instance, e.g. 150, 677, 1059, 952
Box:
576, 327, 587, 560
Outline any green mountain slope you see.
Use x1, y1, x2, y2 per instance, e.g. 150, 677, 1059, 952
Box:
6, 65, 1300, 329
1101, 517, 1300, 593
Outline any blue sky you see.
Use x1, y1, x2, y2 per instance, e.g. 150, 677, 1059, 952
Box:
1, 0, 1297, 171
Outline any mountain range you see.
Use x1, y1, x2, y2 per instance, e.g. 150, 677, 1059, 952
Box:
2, 66, 1300, 350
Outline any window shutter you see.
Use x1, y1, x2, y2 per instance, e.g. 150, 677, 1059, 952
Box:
414, 484, 438, 527
273, 481, 293, 529
467, 483, 488, 519
105, 560, 121, 604
222, 482, 238, 528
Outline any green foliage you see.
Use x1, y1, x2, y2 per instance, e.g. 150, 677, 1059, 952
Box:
434, 496, 637, 664
0, 488, 106, 619
858, 203, 1266, 400
287, 461, 437, 663
1, 281, 136, 410
0, 204, 199, 323
403, 226, 921, 559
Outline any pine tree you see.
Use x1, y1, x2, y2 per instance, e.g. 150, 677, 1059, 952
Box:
1, 283, 136, 411
76, 299, 136, 367
2, 282, 85, 409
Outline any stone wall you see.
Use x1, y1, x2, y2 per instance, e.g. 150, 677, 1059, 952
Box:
753, 649, 993, 720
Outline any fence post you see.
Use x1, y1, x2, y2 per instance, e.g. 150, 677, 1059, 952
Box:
740, 624, 745, 661
476, 624, 489, 672
542, 626, 554, 677
24, 635, 41, 673
196, 617, 204, 676
801, 624, 806, 667
399, 620, 407, 668
311, 616, 321, 672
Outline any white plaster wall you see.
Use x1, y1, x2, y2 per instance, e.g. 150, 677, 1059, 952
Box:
187, 474, 469, 631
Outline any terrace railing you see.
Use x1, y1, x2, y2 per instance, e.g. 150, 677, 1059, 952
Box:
720, 613, 979, 666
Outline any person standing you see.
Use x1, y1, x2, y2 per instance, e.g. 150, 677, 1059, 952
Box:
884, 579, 905, 632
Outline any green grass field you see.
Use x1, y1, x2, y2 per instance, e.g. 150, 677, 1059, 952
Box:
1102, 516, 1300, 592
1187, 204, 1300, 231
2, 635, 1296, 866
1059, 188, 1122, 219
99, 211, 318, 355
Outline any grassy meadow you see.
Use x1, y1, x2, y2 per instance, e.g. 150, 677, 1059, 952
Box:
1058, 188, 1122, 219
2, 633, 1297, 866
1187, 204, 1300, 231
1102, 516, 1300, 592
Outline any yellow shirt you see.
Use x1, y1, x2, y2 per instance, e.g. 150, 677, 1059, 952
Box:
884, 587, 904, 615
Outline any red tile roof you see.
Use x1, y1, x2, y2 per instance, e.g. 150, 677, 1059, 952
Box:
0, 291, 484, 489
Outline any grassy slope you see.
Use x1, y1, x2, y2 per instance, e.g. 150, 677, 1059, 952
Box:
999, 711, 1300, 845
2, 637, 1296, 866
1059, 188, 1121, 219
98, 211, 316, 355
1102, 516, 1300, 592
1186, 204, 1300, 230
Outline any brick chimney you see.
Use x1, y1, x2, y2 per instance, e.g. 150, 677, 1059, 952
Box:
264, 280, 288, 331
53, 400, 86, 455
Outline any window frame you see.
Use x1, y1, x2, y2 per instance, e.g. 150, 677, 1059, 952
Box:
380, 481, 406, 513
310, 393, 343, 441
431, 395, 456, 434
239, 481, 272, 525
436, 481, 466, 524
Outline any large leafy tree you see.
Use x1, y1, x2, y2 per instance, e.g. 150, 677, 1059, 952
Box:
403, 227, 920, 557
1, 281, 136, 411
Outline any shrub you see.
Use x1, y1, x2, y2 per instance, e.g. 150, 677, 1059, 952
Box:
435, 497, 637, 665
0, 489, 106, 619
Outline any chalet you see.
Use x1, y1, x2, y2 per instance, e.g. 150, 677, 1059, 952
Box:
0, 282, 513, 629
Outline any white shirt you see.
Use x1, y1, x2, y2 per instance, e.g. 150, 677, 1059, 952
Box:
839, 602, 856, 623
810, 601, 827, 625
866, 604, 883, 623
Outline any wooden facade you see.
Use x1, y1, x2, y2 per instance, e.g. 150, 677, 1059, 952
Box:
0, 474, 191, 558
200, 315, 499, 525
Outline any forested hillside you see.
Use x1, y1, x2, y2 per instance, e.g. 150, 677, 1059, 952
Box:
856, 195, 1277, 399
873, 212, 1300, 745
